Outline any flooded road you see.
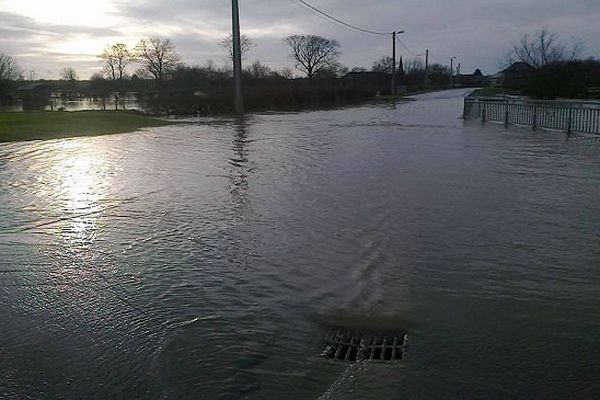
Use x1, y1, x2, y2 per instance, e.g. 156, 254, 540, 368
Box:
1, 90, 599, 399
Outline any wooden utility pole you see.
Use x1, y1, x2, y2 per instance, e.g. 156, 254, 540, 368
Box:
449, 57, 455, 88
391, 31, 396, 95
390, 30, 405, 96
424, 49, 429, 85
232, 0, 243, 114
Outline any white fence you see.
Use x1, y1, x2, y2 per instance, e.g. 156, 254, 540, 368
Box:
464, 97, 600, 134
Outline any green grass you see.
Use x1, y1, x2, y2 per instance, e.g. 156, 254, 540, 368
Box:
467, 87, 522, 97
0, 111, 174, 142
373, 94, 407, 101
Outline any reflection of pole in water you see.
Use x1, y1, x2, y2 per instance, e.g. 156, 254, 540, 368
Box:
233, 117, 248, 162
226, 116, 261, 271
230, 116, 250, 198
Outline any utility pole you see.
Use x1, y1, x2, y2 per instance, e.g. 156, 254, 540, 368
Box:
449, 56, 456, 88
391, 32, 396, 95
424, 49, 429, 86
232, 0, 243, 114
391, 30, 405, 96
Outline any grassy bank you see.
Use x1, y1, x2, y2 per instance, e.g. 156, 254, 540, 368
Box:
467, 87, 523, 97
0, 111, 174, 142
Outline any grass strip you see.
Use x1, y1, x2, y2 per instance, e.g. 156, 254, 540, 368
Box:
0, 111, 174, 142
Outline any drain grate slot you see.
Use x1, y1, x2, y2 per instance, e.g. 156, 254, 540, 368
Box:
321, 329, 406, 363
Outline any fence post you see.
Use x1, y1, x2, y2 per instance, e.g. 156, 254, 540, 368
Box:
532, 106, 537, 131
505, 100, 510, 127
567, 104, 573, 135
462, 98, 466, 119
482, 101, 486, 122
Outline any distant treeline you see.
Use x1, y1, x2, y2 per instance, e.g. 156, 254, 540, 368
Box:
132, 65, 380, 114
1, 63, 453, 115
2, 33, 459, 114
494, 28, 599, 99
523, 60, 600, 99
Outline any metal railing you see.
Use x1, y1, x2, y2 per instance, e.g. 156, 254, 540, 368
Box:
464, 97, 600, 135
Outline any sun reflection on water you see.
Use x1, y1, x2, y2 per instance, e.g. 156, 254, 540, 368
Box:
41, 139, 115, 277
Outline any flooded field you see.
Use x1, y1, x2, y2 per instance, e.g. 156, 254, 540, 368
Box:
1, 90, 599, 399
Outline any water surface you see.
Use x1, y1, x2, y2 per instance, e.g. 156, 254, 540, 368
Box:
1, 90, 599, 399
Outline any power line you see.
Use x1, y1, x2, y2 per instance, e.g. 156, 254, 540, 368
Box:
396, 37, 424, 57
427, 50, 444, 64
289, 0, 453, 66
292, 0, 391, 36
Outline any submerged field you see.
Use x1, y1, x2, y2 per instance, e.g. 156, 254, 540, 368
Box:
0, 111, 173, 142
1, 90, 599, 399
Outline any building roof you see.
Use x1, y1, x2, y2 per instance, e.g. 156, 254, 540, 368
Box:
343, 71, 389, 78
16, 83, 50, 91
501, 62, 535, 74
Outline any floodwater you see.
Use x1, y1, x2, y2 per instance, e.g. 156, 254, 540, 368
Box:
1, 90, 599, 399
4, 95, 140, 112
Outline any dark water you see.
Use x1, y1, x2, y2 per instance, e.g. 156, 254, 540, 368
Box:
1, 90, 599, 399
5, 95, 140, 113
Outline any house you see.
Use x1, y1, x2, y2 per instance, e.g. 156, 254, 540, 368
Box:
490, 62, 535, 88
456, 69, 486, 87
488, 72, 504, 87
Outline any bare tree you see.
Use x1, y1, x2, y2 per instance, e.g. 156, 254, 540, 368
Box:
0, 52, 21, 111
405, 58, 424, 73
132, 68, 151, 79
60, 67, 79, 81
245, 60, 273, 79
508, 27, 584, 68
314, 62, 347, 78
89, 73, 111, 110
279, 67, 293, 79
100, 43, 133, 80
371, 56, 394, 74
100, 44, 133, 110
135, 37, 180, 82
0, 52, 21, 80
220, 34, 255, 61
284, 35, 340, 80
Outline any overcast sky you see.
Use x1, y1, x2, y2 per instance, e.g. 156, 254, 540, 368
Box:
1, 0, 599, 79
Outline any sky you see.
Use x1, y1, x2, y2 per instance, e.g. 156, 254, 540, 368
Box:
0, 0, 599, 79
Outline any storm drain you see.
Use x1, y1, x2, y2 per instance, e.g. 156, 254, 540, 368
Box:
321, 329, 406, 363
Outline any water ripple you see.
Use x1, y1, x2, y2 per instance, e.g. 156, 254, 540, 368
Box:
1, 90, 599, 399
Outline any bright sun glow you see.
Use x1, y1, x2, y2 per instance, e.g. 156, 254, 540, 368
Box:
47, 36, 110, 57
51, 141, 111, 241
2, 0, 118, 28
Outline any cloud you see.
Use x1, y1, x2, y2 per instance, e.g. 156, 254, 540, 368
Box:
0, 11, 125, 77
0, 0, 599, 79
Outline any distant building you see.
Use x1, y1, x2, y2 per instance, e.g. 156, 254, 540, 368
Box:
16, 83, 50, 94
489, 62, 536, 88
488, 72, 504, 87
456, 69, 486, 87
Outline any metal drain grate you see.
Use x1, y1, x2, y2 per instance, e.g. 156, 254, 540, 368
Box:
321, 329, 406, 363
